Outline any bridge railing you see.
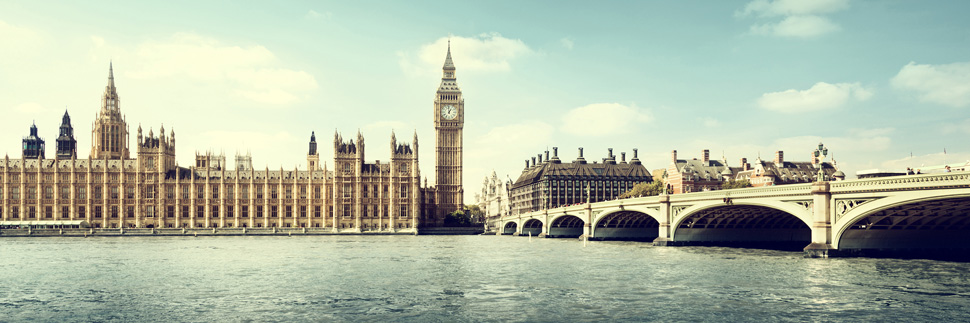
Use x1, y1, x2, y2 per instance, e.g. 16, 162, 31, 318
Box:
667, 183, 813, 202
829, 172, 970, 193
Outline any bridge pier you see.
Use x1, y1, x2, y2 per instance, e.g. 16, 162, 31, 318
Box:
653, 195, 672, 246
804, 182, 835, 258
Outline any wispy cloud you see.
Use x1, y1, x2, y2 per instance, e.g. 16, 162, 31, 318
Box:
891, 61, 970, 108
561, 103, 651, 136
738, 0, 850, 17
398, 32, 533, 76
560, 37, 574, 50
0, 20, 45, 58
93, 33, 317, 106
757, 82, 872, 113
943, 118, 970, 134
738, 0, 849, 38
305, 9, 332, 20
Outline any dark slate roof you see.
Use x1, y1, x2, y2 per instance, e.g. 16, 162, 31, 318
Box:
512, 160, 652, 190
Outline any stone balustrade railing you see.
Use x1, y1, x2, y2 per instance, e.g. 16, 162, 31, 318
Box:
829, 172, 970, 193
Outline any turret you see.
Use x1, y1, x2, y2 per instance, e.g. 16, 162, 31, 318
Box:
307, 131, 320, 171
55, 109, 77, 159
22, 122, 45, 159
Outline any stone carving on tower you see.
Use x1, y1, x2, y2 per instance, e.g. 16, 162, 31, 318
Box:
136, 124, 176, 173
55, 110, 77, 159
434, 41, 465, 224
91, 62, 129, 159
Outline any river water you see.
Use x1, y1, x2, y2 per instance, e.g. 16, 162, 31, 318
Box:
1, 235, 969, 322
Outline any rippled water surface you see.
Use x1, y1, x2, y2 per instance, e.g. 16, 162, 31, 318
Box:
2, 235, 969, 322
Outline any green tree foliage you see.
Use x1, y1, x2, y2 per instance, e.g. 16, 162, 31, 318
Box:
444, 209, 472, 227
721, 179, 752, 190
619, 181, 666, 198
465, 205, 484, 224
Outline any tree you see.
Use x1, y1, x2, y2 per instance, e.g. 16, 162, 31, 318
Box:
444, 209, 472, 227
619, 181, 666, 198
464, 204, 484, 224
721, 179, 752, 190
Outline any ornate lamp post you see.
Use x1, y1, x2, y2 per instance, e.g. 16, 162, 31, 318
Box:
813, 142, 829, 182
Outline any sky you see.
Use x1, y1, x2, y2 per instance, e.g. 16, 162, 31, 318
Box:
1, 0, 969, 202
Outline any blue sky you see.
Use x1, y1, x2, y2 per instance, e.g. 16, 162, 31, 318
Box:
2, 0, 969, 201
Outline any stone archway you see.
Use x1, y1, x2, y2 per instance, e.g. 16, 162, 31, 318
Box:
548, 215, 584, 238
502, 221, 518, 235
836, 196, 970, 257
673, 204, 810, 250
593, 211, 659, 241
521, 219, 543, 236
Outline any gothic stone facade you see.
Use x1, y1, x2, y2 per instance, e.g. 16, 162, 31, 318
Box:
1, 47, 464, 230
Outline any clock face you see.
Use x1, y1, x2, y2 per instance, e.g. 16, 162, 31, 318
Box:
441, 105, 458, 120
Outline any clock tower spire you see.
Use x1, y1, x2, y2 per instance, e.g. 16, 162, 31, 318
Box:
434, 41, 464, 226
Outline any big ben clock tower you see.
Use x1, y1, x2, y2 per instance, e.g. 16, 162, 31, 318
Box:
434, 42, 464, 224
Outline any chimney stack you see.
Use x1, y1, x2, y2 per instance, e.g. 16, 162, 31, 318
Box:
671, 150, 677, 164
531, 157, 536, 167
574, 147, 587, 164
553, 147, 558, 157
703, 149, 710, 163
621, 152, 627, 163
544, 150, 549, 162
741, 158, 749, 171
537, 154, 543, 164
774, 151, 784, 165
525, 160, 529, 169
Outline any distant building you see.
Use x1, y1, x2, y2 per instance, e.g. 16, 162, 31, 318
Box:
735, 151, 842, 186
855, 169, 906, 179
664, 149, 843, 193
510, 147, 652, 215
665, 150, 734, 194
1, 46, 465, 230
476, 170, 510, 230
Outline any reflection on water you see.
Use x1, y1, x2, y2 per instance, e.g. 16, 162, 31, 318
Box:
1, 236, 969, 322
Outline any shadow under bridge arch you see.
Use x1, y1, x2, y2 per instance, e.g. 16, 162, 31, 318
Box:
837, 196, 970, 258
673, 204, 810, 250
593, 210, 659, 241
502, 221, 518, 235
521, 219, 543, 236
547, 215, 585, 238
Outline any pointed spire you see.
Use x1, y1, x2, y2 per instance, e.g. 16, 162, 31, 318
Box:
108, 61, 116, 90
443, 39, 455, 71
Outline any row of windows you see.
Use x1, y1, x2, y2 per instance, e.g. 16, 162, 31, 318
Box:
1, 205, 410, 219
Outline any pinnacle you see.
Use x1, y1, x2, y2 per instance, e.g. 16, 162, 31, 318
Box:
443, 39, 455, 70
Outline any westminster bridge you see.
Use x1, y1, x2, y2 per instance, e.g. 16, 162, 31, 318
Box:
497, 172, 970, 257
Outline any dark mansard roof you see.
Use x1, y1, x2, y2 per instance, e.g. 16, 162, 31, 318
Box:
512, 161, 652, 190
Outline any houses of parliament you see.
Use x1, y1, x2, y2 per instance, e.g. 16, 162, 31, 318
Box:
0, 46, 465, 231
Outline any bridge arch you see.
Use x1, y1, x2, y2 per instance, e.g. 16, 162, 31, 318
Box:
592, 209, 659, 241
547, 214, 585, 238
502, 221, 518, 235
671, 201, 811, 249
833, 190, 970, 252
521, 219, 543, 236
